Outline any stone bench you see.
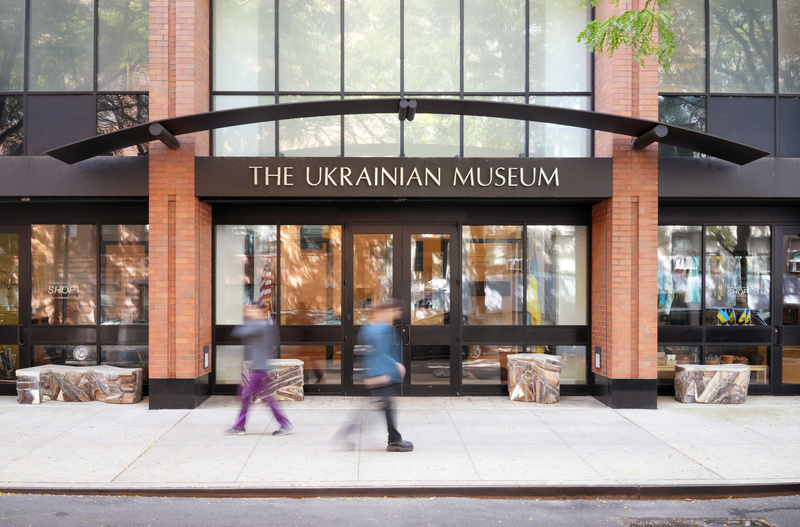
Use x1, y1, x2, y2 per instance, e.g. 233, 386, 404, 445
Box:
16, 364, 143, 404
674, 363, 750, 404
507, 353, 561, 403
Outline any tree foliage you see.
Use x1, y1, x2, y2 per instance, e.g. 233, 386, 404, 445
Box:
578, 0, 675, 69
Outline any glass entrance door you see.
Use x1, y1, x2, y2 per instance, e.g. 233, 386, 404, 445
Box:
0, 226, 28, 395
345, 225, 458, 395
774, 226, 800, 394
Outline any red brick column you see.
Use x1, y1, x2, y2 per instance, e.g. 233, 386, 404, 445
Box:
148, 0, 211, 408
591, 0, 659, 407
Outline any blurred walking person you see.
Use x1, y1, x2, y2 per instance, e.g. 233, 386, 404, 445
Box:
225, 304, 293, 436
335, 299, 413, 452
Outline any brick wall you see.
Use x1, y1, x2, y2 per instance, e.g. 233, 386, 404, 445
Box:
591, 0, 659, 380
148, 0, 211, 383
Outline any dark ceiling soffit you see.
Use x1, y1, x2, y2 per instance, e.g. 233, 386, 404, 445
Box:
45, 98, 771, 165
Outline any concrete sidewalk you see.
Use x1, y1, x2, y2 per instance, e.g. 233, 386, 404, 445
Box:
1, 394, 799, 498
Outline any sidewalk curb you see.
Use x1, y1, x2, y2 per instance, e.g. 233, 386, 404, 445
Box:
2, 483, 799, 500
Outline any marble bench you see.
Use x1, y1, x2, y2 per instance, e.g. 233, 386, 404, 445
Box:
243, 359, 305, 402
16, 364, 143, 404
507, 353, 561, 403
674, 363, 750, 404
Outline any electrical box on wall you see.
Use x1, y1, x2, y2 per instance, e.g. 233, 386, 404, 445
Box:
595, 346, 601, 369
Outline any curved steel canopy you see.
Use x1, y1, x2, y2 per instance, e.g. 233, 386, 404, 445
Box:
44, 98, 770, 165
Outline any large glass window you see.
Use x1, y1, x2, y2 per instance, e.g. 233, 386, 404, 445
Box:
0, 0, 24, 92
659, 0, 706, 93
777, 1, 800, 94
462, 345, 520, 385
462, 226, 523, 326
31, 225, 97, 325
343, 0, 400, 92
213, 0, 275, 92
97, 94, 149, 156
0, 95, 23, 156
278, 0, 341, 92
658, 226, 703, 326
404, 0, 460, 93
526, 225, 587, 326
280, 225, 342, 325
463, 0, 525, 92
215, 225, 277, 325
705, 225, 771, 326
28, 0, 94, 92
97, 0, 149, 91
528, 1, 591, 92
101, 225, 148, 325
709, 0, 774, 93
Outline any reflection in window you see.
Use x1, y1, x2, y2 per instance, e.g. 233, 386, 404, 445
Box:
783, 234, 800, 326
101, 225, 148, 325
0, 96, 23, 156
213, 0, 275, 92
462, 345, 520, 385
0, 0, 24, 92
705, 225, 771, 326
278, 0, 340, 92
278, 95, 341, 157
528, 97, 590, 157
778, 1, 800, 94
526, 225, 587, 325
215, 225, 277, 325
213, 95, 276, 156
102, 345, 149, 382
709, 0, 774, 93
657, 345, 700, 385
280, 225, 342, 325
463, 0, 525, 92
659, 0, 706, 92
0, 234, 20, 327
462, 226, 523, 325
410, 234, 450, 326
353, 233, 393, 325
706, 345, 769, 384
527, 345, 586, 385
34, 344, 97, 367
529, 1, 590, 92
463, 96, 525, 158
97, 95, 149, 156
28, 0, 94, 91
97, 0, 149, 91
344, 0, 399, 92
404, 0, 460, 92
215, 344, 244, 384
658, 96, 706, 158
31, 225, 97, 325
658, 226, 703, 326
280, 345, 341, 385
344, 99, 401, 157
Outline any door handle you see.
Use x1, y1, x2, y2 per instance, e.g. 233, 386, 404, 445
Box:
402, 325, 410, 346
17, 324, 25, 345
394, 325, 402, 346
775, 325, 784, 346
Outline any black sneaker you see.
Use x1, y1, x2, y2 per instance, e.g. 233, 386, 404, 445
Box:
386, 440, 413, 452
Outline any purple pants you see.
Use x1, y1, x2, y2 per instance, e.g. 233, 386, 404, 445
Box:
233, 369, 291, 431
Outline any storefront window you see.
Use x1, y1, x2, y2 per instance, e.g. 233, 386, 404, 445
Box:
101, 345, 148, 381
526, 225, 587, 325
462, 226, 523, 325
215, 344, 244, 385
658, 345, 701, 385
280, 225, 342, 325
705, 225, 771, 326
783, 233, 800, 326
527, 345, 586, 385
706, 345, 769, 385
462, 345, 520, 385
353, 233, 393, 325
410, 234, 451, 326
31, 225, 97, 325
215, 225, 277, 325
280, 344, 341, 385
101, 225, 148, 325
658, 226, 703, 325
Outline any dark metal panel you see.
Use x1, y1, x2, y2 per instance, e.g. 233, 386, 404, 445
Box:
0, 202, 148, 224
461, 326, 525, 342
280, 326, 343, 343
779, 98, 800, 158
97, 325, 148, 344
27, 95, 95, 156
45, 98, 771, 165
708, 96, 775, 156
705, 327, 771, 343
524, 326, 589, 342
195, 157, 613, 200
659, 158, 800, 200
658, 326, 704, 342
29, 326, 97, 343
0, 156, 148, 198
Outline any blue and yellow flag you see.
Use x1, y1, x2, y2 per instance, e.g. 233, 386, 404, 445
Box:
527, 242, 542, 325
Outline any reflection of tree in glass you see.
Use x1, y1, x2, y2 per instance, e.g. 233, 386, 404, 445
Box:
658, 95, 705, 158
777, 0, 800, 93
97, 0, 149, 91
709, 1, 774, 93
0, 96, 23, 156
97, 94, 149, 156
